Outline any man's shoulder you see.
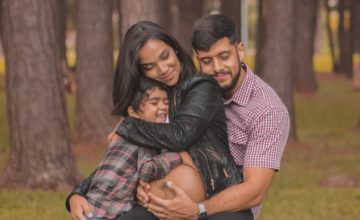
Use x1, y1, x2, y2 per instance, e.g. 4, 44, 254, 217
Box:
249, 73, 287, 111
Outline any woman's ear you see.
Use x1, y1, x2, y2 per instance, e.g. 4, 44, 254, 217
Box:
127, 106, 140, 118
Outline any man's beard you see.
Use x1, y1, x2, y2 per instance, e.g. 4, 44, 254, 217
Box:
220, 61, 241, 94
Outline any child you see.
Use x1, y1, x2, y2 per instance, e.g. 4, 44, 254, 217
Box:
84, 78, 182, 220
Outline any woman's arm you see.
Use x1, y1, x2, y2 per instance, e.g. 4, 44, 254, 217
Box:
117, 77, 223, 151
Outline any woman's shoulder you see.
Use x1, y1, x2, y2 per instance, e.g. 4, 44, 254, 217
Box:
181, 73, 218, 88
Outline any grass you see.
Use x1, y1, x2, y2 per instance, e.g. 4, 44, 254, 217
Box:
0, 73, 360, 219
259, 76, 360, 220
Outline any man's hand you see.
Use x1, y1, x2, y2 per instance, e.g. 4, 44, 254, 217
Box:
107, 117, 124, 143
146, 181, 199, 220
69, 194, 92, 220
137, 180, 151, 205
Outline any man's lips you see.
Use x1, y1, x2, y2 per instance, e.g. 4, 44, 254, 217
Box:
215, 72, 228, 81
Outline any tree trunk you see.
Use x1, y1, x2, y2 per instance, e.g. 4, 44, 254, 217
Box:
221, 0, 241, 37
294, 0, 318, 93
351, 0, 360, 90
0, 0, 81, 190
170, 0, 203, 55
261, 0, 297, 140
337, 0, 353, 78
351, 0, 360, 53
325, 0, 338, 72
75, 0, 114, 145
57, 0, 67, 63
119, 0, 168, 41
255, 0, 264, 75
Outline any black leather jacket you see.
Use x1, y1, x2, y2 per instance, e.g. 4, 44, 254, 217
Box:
65, 74, 243, 211
118, 74, 243, 196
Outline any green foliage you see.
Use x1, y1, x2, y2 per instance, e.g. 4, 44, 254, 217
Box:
0, 76, 359, 219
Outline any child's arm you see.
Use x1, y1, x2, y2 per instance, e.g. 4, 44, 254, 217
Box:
137, 148, 182, 183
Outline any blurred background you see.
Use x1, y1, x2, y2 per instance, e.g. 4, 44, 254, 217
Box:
0, 0, 359, 219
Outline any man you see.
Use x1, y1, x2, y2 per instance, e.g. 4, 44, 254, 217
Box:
139, 14, 290, 220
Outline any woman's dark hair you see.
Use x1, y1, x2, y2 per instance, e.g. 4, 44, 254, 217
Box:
130, 77, 168, 114
191, 14, 240, 52
112, 21, 196, 116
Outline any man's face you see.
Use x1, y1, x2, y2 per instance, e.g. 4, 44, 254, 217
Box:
196, 37, 244, 96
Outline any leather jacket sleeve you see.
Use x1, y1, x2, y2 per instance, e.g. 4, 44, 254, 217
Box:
65, 169, 96, 212
117, 76, 223, 152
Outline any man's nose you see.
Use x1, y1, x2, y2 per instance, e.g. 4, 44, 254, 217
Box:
213, 59, 222, 72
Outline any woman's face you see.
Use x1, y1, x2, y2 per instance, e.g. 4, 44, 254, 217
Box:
139, 39, 181, 86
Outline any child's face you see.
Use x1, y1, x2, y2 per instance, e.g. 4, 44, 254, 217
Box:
136, 88, 169, 123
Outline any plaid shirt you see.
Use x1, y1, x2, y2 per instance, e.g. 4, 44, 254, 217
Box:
224, 65, 290, 219
85, 138, 181, 219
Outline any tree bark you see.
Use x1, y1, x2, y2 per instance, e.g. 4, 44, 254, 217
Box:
170, 0, 203, 55
337, 0, 353, 78
255, 0, 264, 75
294, 0, 318, 93
351, 0, 360, 90
57, 0, 67, 63
0, 0, 81, 190
75, 0, 114, 145
119, 0, 168, 41
221, 0, 241, 37
351, 0, 360, 53
261, 0, 297, 140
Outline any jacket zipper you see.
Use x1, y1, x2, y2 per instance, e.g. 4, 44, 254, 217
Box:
206, 149, 229, 178
199, 149, 215, 190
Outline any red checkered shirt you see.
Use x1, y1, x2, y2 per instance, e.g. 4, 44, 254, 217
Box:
224, 65, 290, 219
85, 138, 181, 219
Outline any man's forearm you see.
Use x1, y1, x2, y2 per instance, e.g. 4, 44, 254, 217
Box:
204, 167, 274, 216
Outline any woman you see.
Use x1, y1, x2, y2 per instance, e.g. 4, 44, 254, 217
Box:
66, 21, 252, 220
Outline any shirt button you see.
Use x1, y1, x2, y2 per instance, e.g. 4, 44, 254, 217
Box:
229, 135, 234, 141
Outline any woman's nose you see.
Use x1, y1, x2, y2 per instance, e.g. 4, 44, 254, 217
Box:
156, 62, 168, 75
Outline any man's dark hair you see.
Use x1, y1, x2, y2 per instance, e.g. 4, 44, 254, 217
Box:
130, 77, 168, 114
191, 14, 240, 52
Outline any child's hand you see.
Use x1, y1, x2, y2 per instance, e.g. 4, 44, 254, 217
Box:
137, 180, 151, 206
69, 194, 92, 220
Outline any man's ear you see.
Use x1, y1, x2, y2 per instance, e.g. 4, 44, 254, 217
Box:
127, 106, 140, 119
237, 42, 245, 61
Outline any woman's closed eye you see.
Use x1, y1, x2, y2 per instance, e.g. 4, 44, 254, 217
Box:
141, 64, 154, 71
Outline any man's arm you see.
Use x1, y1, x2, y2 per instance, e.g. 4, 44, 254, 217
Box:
145, 166, 274, 219
204, 167, 274, 215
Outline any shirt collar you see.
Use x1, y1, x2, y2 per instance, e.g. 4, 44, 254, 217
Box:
224, 64, 254, 107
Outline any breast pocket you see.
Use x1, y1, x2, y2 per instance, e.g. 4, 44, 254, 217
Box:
227, 123, 248, 146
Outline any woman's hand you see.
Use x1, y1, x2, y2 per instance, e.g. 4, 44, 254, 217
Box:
107, 117, 124, 143
136, 180, 151, 205
69, 194, 92, 220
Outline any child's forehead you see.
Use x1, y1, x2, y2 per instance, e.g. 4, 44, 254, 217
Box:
145, 87, 168, 95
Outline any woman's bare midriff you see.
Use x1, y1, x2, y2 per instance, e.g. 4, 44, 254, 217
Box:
146, 151, 206, 202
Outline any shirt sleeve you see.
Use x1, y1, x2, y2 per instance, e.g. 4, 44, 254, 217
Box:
117, 78, 223, 152
137, 148, 182, 182
244, 106, 290, 170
